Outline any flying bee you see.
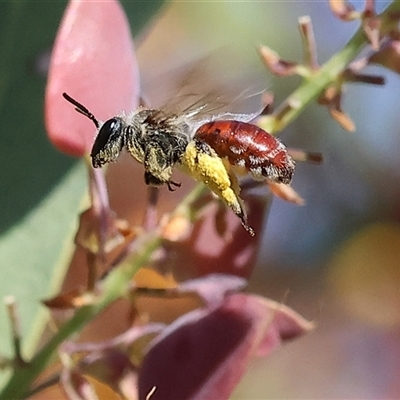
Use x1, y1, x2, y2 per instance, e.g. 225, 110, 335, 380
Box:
62, 92, 301, 236
180, 121, 297, 236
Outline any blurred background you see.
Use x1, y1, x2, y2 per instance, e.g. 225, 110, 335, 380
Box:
1, 0, 400, 398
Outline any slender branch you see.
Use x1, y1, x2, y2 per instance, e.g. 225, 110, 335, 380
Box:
0, 182, 208, 398
143, 187, 160, 231
258, 0, 400, 134
4, 296, 25, 367
299, 16, 319, 70
0, 233, 161, 399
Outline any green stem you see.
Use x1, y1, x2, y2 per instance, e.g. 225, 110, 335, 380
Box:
0, 233, 161, 399
2, 173, 212, 397
258, 0, 400, 134
1, 181, 209, 398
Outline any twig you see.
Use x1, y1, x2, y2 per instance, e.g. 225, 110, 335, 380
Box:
299, 16, 319, 70
4, 296, 26, 367
258, 1, 400, 134
143, 186, 160, 231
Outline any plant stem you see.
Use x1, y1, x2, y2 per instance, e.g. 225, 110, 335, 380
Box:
0, 233, 161, 399
258, 0, 400, 134
1, 181, 210, 398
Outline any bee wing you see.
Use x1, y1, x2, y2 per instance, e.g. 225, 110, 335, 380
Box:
140, 51, 268, 129
139, 87, 267, 136
177, 87, 266, 134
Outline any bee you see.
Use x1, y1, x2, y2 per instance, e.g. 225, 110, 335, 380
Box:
62, 92, 295, 236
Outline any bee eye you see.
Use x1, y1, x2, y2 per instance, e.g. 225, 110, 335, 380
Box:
91, 117, 125, 168
91, 118, 120, 152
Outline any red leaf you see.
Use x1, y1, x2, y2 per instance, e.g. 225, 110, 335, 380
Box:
162, 193, 270, 280
45, 0, 139, 156
61, 369, 98, 400
138, 293, 313, 400
177, 274, 247, 307
80, 349, 137, 397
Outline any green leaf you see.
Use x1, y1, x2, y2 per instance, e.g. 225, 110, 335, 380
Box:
121, 0, 167, 35
0, 2, 85, 363
0, 162, 87, 358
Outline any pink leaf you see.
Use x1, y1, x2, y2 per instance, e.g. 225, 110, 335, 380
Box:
177, 274, 247, 307
163, 193, 270, 280
138, 293, 313, 400
61, 369, 98, 400
80, 349, 137, 398
45, 0, 139, 156
62, 323, 165, 354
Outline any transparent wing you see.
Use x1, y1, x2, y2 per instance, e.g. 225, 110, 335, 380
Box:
140, 51, 268, 131
182, 86, 267, 122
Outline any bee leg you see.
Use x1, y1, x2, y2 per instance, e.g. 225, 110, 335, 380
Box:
167, 181, 181, 191
144, 171, 181, 192
181, 141, 255, 236
226, 166, 255, 236
238, 212, 255, 236
144, 171, 161, 186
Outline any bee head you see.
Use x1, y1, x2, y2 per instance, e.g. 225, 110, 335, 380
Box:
91, 117, 125, 168
62, 93, 126, 169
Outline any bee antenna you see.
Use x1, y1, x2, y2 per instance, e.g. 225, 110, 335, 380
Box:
62, 92, 100, 129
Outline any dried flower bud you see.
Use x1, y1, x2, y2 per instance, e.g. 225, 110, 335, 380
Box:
363, 14, 381, 50
287, 148, 324, 164
343, 68, 385, 85
267, 181, 305, 205
329, 0, 359, 21
369, 40, 400, 74
319, 85, 356, 132
329, 108, 356, 132
259, 45, 300, 77
298, 16, 319, 70
43, 289, 94, 309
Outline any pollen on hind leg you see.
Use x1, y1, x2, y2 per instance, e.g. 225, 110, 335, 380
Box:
181, 140, 255, 236
240, 217, 255, 236
223, 188, 255, 236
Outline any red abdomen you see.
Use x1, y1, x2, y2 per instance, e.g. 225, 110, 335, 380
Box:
195, 120, 295, 184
